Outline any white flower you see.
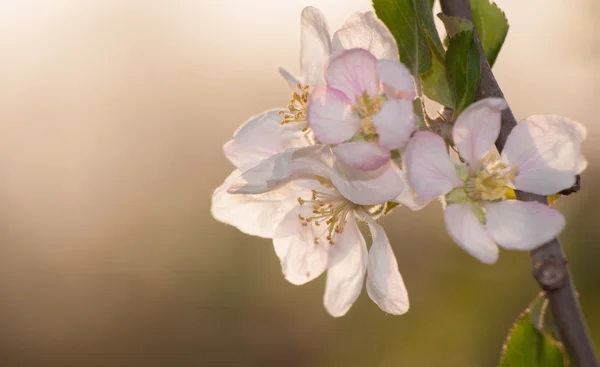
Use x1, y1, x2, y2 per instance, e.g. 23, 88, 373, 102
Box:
226, 146, 409, 317
404, 98, 587, 263
278, 7, 404, 134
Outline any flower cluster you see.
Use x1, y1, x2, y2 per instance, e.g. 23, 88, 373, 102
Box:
211, 7, 587, 317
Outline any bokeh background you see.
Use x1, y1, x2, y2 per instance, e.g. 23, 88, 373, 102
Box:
0, 0, 597, 366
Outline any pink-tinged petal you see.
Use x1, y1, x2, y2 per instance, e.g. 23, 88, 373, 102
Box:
307, 86, 360, 144
324, 215, 368, 317
376, 60, 416, 100
228, 146, 333, 195
502, 115, 588, 195
485, 201, 565, 251
372, 99, 415, 151
444, 204, 499, 264
274, 206, 329, 285
224, 109, 306, 169
300, 7, 331, 87
331, 11, 399, 61
453, 98, 507, 170
278, 67, 302, 91
325, 48, 379, 100
331, 159, 403, 205
404, 131, 463, 203
334, 141, 390, 171
211, 170, 297, 238
362, 212, 409, 315
393, 170, 428, 211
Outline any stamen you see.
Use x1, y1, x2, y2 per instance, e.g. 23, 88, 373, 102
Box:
467, 153, 519, 201
279, 84, 310, 126
294, 188, 356, 247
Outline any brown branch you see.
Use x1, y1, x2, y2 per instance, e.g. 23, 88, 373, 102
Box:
439, 1, 599, 366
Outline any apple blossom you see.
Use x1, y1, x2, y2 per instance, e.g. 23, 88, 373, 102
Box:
224, 145, 409, 317
278, 7, 401, 132
405, 98, 587, 264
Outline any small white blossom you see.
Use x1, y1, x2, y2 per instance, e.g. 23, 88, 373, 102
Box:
226, 146, 409, 317
404, 98, 587, 263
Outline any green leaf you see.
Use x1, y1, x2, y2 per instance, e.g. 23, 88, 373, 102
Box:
443, 17, 480, 116
470, 0, 509, 67
529, 293, 567, 351
421, 44, 453, 106
412, 97, 427, 129
439, 14, 474, 37
373, 0, 431, 75
499, 298, 570, 367
415, 0, 445, 57
413, 3, 453, 106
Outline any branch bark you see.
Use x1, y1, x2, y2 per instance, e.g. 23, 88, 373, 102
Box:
439, 1, 598, 366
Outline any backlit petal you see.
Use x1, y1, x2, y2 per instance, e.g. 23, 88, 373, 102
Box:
325, 48, 379, 100
224, 109, 306, 169
376, 59, 415, 100
404, 131, 463, 203
331, 159, 403, 205
372, 99, 415, 151
363, 213, 409, 315
444, 204, 499, 264
453, 98, 507, 170
485, 201, 565, 251
324, 215, 368, 317
278, 67, 302, 90
331, 11, 398, 61
274, 206, 329, 285
301, 7, 332, 86
502, 115, 587, 195
333, 141, 390, 171
211, 170, 297, 238
307, 86, 360, 144
393, 170, 428, 211
228, 146, 333, 195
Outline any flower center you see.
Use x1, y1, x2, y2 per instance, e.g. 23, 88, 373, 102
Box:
296, 189, 356, 246
279, 84, 310, 131
465, 153, 518, 201
352, 91, 385, 139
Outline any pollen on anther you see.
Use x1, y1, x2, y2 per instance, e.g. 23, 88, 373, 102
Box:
314, 238, 319, 245
297, 197, 305, 205
298, 214, 305, 221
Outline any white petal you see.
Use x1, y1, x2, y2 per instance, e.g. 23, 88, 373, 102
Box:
324, 215, 368, 317
453, 98, 507, 170
376, 59, 416, 100
211, 170, 297, 238
393, 170, 428, 211
278, 67, 302, 90
331, 159, 403, 205
325, 48, 379, 100
485, 201, 565, 251
362, 213, 409, 315
331, 11, 399, 61
404, 131, 463, 203
372, 99, 415, 151
228, 146, 333, 195
444, 204, 499, 264
333, 141, 390, 171
300, 7, 331, 87
223, 109, 306, 169
306, 86, 360, 144
274, 206, 329, 285
502, 115, 587, 195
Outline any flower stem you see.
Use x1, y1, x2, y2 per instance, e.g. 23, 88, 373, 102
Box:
438, 0, 599, 365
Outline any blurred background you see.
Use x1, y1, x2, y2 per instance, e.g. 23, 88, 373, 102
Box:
0, 0, 597, 366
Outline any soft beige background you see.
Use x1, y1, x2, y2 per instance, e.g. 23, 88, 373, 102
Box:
0, 1, 597, 366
